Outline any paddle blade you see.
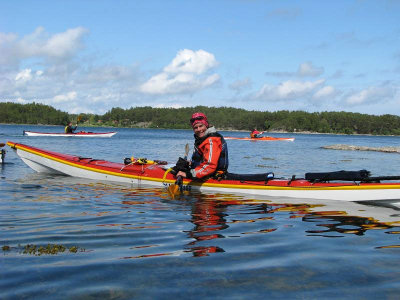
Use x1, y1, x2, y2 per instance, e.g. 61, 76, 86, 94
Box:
184, 143, 189, 159
167, 184, 180, 198
167, 176, 183, 198
0, 143, 5, 148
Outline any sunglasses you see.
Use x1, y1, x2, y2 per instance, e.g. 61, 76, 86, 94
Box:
190, 116, 205, 124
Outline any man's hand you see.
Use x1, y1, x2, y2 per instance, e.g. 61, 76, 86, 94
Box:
172, 157, 190, 172
177, 170, 187, 178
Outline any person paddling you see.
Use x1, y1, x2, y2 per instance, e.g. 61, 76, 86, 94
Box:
65, 122, 77, 134
250, 128, 263, 138
0, 143, 5, 164
173, 112, 229, 179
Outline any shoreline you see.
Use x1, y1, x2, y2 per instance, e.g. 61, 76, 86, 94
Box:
1, 123, 399, 137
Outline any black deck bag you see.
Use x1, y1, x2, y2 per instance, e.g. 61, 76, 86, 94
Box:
305, 169, 370, 182
225, 172, 274, 182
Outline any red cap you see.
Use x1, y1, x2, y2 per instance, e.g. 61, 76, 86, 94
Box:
190, 112, 209, 128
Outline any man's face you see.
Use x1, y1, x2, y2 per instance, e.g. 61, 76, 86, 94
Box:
193, 123, 207, 138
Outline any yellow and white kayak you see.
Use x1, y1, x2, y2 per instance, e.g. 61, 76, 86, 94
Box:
7, 141, 400, 202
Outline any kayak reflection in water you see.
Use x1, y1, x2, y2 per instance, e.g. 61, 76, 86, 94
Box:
65, 122, 77, 134
187, 195, 229, 256
250, 128, 263, 138
174, 112, 229, 179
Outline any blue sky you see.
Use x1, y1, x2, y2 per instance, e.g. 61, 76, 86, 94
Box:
1, 0, 399, 115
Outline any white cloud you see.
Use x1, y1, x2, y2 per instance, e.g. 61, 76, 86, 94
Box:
0, 32, 18, 65
266, 61, 324, 78
15, 69, 33, 81
298, 62, 324, 77
345, 86, 395, 105
16, 97, 27, 104
14, 69, 43, 87
53, 91, 77, 103
42, 27, 88, 58
313, 86, 336, 99
20, 26, 88, 59
164, 49, 218, 74
0, 27, 88, 67
256, 79, 325, 101
229, 78, 252, 93
140, 49, 220, 95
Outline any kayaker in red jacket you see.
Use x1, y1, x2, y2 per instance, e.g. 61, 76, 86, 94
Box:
250, 128, 263, 138
175, 112, 228, 179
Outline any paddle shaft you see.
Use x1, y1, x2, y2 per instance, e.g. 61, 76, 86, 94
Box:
174, 143, 190, 186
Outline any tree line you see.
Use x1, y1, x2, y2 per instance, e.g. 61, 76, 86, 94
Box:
1, 102, 400, 135
0, 102, 69, 125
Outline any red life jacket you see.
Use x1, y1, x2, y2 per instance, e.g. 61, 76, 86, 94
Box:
190, 127, 229, 179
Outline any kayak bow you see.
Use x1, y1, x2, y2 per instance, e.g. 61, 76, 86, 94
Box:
7, 141, 400, 202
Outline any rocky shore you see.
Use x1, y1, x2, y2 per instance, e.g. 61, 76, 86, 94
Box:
322, 144, 400, 154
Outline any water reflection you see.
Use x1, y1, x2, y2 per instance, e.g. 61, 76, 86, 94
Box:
4, 173, 400, 259
175, 192, 400, 256
185, 194, 229, 256
303, 213, 397, 237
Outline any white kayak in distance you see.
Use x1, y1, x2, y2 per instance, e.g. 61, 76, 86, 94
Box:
23, 130, 117, 137
7, 141, 400, 202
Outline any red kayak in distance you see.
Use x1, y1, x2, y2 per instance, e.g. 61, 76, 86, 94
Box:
224, 136, 294, 141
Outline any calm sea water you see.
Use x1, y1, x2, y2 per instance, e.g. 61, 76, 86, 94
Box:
1, 124, 400, 299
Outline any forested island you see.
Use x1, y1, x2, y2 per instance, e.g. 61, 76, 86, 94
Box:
1, 102, 400, 136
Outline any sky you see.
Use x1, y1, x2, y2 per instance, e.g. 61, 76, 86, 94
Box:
1, 0, 400, 116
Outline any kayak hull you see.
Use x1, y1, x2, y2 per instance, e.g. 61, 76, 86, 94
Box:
225, 136, 294, 141
23, 130, 117, 137
7, 141, 400, 202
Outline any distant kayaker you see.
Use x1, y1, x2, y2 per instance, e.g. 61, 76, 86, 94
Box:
174, 112, 229, 179
65, 122, 77, 134
250, 129, 263, 138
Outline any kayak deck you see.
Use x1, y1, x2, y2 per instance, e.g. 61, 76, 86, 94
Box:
7, 141, 400, 201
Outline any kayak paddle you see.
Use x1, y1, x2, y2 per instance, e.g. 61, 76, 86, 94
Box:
168, 143, 190, 198
0, 143, 5, 148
